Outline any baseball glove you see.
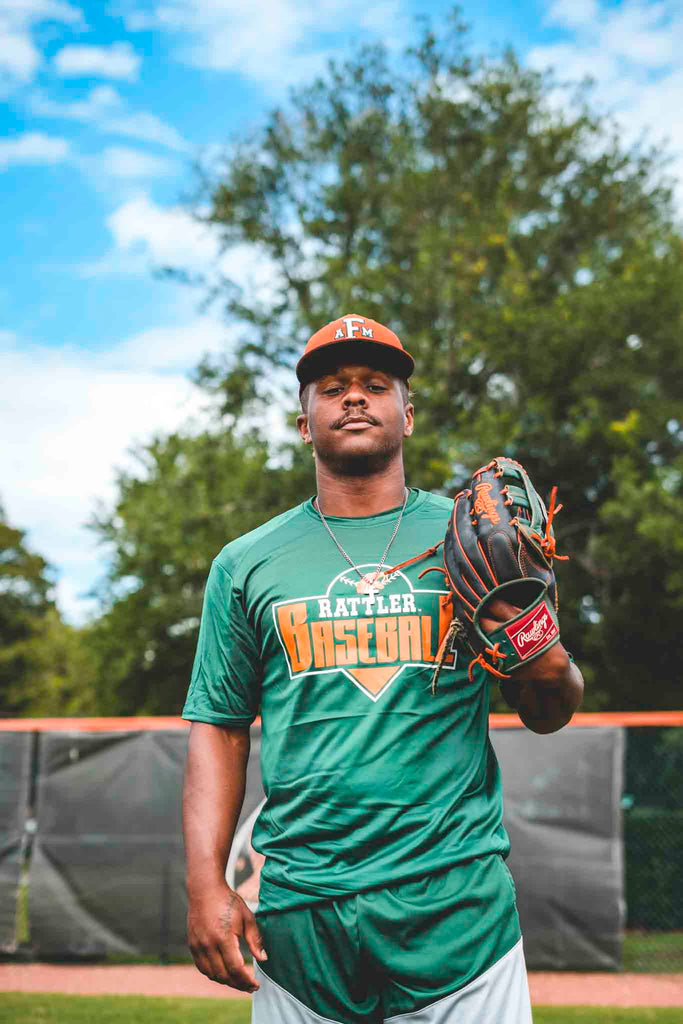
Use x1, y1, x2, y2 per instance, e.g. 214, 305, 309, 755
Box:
432, 457, 567, 693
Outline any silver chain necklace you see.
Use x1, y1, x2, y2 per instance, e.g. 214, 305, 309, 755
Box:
314, 487, 409, 590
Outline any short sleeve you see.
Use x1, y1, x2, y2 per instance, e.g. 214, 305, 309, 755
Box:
182, 560, 261, 726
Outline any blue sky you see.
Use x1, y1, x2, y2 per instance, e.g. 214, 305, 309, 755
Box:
1, 0, 682, 624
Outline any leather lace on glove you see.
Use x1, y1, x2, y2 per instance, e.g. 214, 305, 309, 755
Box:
432, 457, 567, 694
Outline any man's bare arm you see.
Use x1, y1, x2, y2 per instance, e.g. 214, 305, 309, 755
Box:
183, 722, 267, 992
482, 599, 584, 734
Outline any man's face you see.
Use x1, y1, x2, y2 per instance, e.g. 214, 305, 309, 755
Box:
296, 363, 414, 475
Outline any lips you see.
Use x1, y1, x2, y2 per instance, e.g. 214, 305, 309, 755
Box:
338, 417, 376, 429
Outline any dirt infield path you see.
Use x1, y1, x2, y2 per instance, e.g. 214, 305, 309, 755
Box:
1, 964, 683, 1007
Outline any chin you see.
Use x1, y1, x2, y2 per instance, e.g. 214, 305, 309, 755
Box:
319, 441, 401, 477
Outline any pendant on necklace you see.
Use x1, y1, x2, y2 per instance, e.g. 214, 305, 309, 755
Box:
355, 571, 392, 596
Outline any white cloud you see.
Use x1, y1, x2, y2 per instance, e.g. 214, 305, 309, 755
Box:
0, 317, 229, 623
0, 1, 83, 22
531, 1, 683, 94
30, 84, 189, 152
527, 44, 620, 87
0, 130, 69, 168
88, 145, 176, 179
90, 193, 220, 272
0, 0, 84, 92
119, 0, 404, 87
84, 193, 282, 308
31, 83, 121, 119
0, 303, 292, 624
528, 1, 683, 207
54, 41, 141, 80
0, 30, 39, 82
587, 0, 679, 67
547, 0, 599, 30
103, 110, 188, 152
101, 318, 228, 372
0, 131, 174, 193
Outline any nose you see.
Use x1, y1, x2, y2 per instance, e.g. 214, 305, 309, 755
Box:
342, 379, 368, 407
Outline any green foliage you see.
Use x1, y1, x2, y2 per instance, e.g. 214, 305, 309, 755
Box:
0, 508, 62, 715
87, 429, 314, 714
190, 14, 681, 711
0, 503, 96, 716
625, 726, 683, 813
89, 10, 682, 712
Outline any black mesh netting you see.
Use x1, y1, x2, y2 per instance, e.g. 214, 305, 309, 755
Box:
621, 726, 683, 971
0, 731, 33, 951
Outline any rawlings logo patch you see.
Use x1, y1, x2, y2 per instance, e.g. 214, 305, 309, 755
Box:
473, 482, 501, 524
504, 602, 558, 660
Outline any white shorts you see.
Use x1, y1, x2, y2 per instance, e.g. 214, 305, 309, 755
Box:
252, 937, 532, 1024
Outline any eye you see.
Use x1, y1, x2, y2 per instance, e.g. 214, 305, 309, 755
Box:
368, 383, 387, 392
323, 385, 343, 395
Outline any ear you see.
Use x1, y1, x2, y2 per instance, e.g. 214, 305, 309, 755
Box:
297, 412, 312, 444
403, 403, 414, 438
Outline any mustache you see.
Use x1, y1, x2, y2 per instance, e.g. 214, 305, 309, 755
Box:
332, 412, 381, 429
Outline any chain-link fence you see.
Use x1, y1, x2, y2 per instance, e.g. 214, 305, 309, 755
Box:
622, 725, 683, 972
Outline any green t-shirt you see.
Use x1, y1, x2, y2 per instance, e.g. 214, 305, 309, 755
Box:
182, 489, 509, 911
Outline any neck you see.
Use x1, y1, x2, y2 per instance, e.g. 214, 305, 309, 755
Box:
314, 460, 407, 517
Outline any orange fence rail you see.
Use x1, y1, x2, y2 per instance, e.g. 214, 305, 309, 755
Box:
1, 711, 682, 731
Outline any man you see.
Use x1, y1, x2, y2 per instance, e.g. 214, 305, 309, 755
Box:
182, 314, 584, 1023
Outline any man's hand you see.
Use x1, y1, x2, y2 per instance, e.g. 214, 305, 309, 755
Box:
481, 597, 583, 733
187, 881, 267, 992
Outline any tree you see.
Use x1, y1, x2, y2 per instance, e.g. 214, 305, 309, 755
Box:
0, 504, 52, 714
87, 427, 314, 715
90, 10, 682, 712
0, 504, 95, 716
181, 12, 682, 709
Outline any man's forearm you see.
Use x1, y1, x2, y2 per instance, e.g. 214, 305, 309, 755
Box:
183, 722, 250, 895
183, 722, 267, 991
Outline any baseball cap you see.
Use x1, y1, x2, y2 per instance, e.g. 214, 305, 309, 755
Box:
296, 313, 415, 390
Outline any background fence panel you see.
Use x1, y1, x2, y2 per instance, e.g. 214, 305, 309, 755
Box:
2, 715, 679, 969
0, 731, 32, 951
491, 726, 624, 970
28, 726, 263, 958
30, 730, 187, 957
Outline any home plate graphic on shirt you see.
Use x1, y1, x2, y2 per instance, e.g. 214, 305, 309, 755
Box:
273, 564, 457, 700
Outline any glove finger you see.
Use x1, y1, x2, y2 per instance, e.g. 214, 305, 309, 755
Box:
451, 489, 497, 595
470, 464, 522, 584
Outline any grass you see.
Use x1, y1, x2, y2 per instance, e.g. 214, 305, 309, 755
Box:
0, 995, 681, 1024
622, 931, 683, 972
535, 1015, 683, 1023
0, 995, 249, 1023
